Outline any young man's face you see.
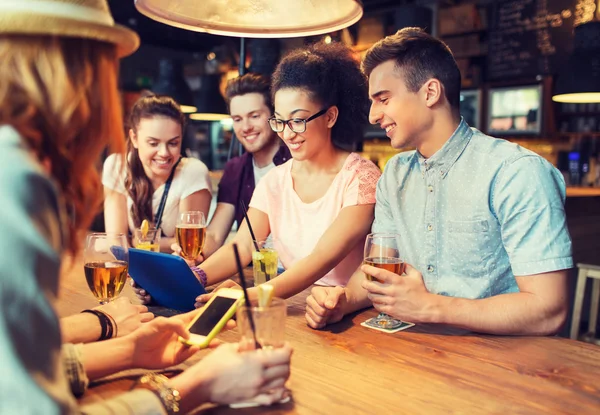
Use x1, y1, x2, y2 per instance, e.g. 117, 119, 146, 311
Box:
230, 93, 278, 154
368, 60, 429, 149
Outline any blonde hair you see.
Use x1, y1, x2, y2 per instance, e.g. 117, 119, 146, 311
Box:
0, 35, 125, 253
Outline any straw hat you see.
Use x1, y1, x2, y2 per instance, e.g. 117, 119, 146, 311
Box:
0, 0, 139, 57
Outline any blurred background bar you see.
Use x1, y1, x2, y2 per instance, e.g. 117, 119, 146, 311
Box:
105, 0, 600, 340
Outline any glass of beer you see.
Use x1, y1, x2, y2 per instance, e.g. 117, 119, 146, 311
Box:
84, 233, 129, 304
133, 227, 161, 252
252, 238, 278, 286
176, 211, 206, 261
363, 233, 405, 329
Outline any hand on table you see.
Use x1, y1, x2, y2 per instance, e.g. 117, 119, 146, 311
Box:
94, 297, 154, 337
170, 342, 293, 407
195, 280, 241, 309
305, 286, 347, 329
361, 263, 434, 323
128, 309, 236, 370
171, 242, 204, 265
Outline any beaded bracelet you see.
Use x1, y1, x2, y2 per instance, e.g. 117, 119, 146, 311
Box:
137, 373, 181, 414
190, 266, 208, 287
81, 309, 114, 341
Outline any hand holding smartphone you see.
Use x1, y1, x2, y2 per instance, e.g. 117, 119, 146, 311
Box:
179, 288, 243, 348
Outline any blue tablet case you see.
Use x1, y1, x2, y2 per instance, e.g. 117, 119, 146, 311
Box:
111, 247, 206, 311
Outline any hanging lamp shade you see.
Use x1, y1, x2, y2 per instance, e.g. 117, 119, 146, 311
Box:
553, 21, 600, 103
189, 74, 230, 121
152, 59, 197, 113
134, 0, 363, 38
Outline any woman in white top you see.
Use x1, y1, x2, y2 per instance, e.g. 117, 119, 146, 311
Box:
103, 95, 212, 251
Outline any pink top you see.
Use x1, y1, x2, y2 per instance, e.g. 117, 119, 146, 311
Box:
250, 153, 381, 286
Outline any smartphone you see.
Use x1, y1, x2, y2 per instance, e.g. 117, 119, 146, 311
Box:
179, 288, 243, 348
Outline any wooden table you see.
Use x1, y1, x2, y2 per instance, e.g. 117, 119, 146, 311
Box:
57, 256, 600, 414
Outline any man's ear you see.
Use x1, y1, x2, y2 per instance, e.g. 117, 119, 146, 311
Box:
422, 78, 443, 108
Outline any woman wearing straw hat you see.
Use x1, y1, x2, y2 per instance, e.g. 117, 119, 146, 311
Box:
0, 1, 291, 413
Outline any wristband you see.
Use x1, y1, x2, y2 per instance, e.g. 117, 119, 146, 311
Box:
190, 266, 208, 287
81, 309, 114, 341
137, 373, 180, 414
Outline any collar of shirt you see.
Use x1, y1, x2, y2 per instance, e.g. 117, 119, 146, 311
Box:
416, 118, 472, 179
272, 144, 291, 165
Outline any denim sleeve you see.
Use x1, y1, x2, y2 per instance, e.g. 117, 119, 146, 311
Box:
372, 162, 398, 234
492, 155, 573, 276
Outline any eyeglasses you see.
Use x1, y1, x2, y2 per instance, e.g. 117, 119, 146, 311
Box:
268, 108, 328, 133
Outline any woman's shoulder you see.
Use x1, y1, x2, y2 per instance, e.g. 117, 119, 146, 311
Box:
343, 153, 382, 178
180, 156, 210, 176
341, 153, 381, 204
103, 152, 125, 168
102, 152, 126, 178
102, 153, 127, 192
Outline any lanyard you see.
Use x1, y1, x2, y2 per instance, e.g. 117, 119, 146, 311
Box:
154, 157, 182, 231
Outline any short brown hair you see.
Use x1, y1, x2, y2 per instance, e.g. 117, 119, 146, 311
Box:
224, 73, 272, 112
362, 27, 461, 110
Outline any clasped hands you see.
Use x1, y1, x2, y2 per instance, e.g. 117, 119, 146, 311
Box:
305, 263, 436, 329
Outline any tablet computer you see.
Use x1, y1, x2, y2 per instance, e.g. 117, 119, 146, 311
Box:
112, 247, 206, 311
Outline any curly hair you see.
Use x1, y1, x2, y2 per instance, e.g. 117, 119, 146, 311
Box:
271, 42, 368, 147
0, 35, 124, 254
125, 95, 186, 227
362, 27, 461, 111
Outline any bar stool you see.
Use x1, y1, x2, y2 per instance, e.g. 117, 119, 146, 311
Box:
570, 263, 600, 342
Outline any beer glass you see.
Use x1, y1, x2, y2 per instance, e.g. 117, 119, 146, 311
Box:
84, 233, 129, 304
363, 233, 405, 329
176, 211, 206, 260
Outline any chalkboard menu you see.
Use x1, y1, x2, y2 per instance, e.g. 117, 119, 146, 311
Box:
488, 0, 592, 80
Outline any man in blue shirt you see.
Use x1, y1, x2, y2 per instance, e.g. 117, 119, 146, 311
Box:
305, 28, 573, 335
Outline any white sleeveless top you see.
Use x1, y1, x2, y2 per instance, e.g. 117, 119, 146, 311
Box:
102, 154, 212, 237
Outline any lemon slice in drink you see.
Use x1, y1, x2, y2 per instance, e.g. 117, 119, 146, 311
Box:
257, 284, 274, 308
140, 219, 149, 238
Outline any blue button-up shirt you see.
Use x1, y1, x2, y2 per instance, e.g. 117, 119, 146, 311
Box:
373, 119, 573, 299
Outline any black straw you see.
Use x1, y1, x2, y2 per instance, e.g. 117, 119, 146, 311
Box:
232, 243, 261, 349
241, 201, 260, 252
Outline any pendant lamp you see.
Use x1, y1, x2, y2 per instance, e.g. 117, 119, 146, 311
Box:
134, 0, 363, 38
553, 21, 600, 104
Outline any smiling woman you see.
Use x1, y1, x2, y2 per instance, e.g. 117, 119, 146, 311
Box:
103, 95, 212, 252
155, 42, 383, 310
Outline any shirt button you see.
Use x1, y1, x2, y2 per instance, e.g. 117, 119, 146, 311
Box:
427, 224, 433, 231
427, 265, 434, 273
428, 185, 434, 192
